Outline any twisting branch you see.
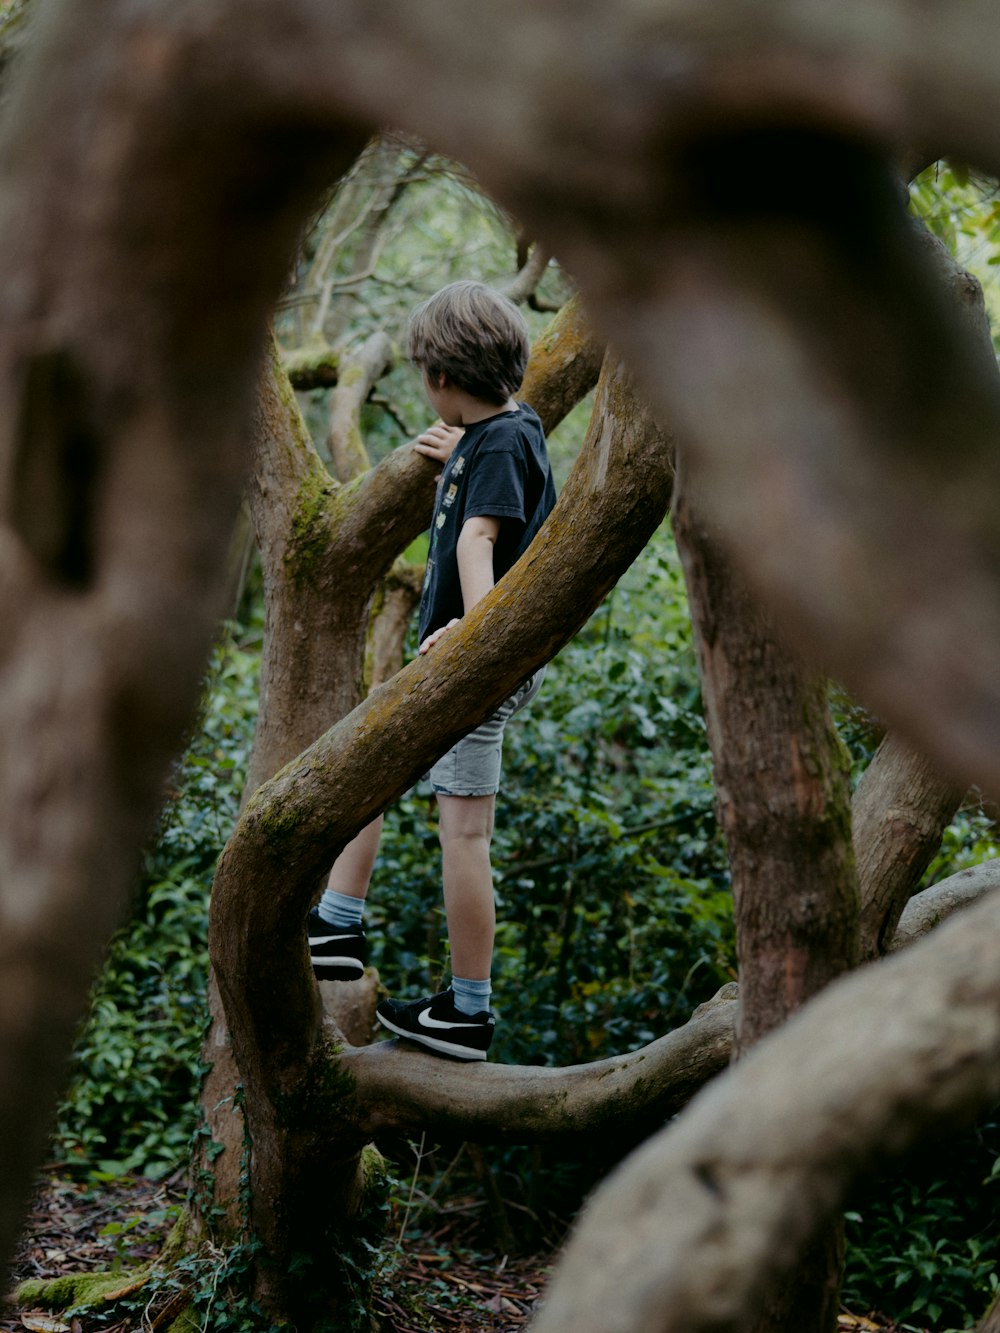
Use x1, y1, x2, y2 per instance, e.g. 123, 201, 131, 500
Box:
532, 891, 1000, 1333
500, 242, 552, 306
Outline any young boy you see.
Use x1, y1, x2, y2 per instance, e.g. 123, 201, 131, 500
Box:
307, 280, 556, 1061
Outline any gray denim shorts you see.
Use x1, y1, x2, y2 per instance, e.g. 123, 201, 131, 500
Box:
429, 667, 546, 797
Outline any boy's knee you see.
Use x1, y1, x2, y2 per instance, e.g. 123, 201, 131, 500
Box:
437, 793, 495, 844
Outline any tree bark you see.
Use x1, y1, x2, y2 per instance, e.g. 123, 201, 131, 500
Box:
519, 293, 603, 431
890, 859, 1000, 952
852, 732, 964, 959
365, 560, 423, 690
325, 330, 393, 483
243, 345, 436, 794
340, 985, 736, 1144
673, 456, 858, 1333
0, 0, 369, 1271
673, 460, 858, 1052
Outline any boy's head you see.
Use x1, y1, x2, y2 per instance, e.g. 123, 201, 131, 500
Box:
408, 280, 530, 406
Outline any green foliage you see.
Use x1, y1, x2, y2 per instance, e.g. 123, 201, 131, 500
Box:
52, 623, 261, 1181
839, 787, 1000, 1330
842, 1123, 1000, 1331
909, 161, 1000, 354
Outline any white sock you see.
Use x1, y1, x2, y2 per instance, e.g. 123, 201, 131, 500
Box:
451, 975, 492, 1015
318, 889, 365, 929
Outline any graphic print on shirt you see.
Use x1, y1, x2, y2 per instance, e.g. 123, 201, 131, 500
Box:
429, 455, 465, 556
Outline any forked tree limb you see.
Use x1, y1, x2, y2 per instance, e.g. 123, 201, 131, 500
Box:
531, 890, 1000, 1333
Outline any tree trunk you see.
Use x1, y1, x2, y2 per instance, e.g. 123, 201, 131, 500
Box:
0, 0, 369, 1270
673, 455, 858, 1333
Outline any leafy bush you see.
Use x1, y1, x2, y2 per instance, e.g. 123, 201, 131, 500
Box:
842, 1122, 1000, 1331
53, 623, 261, 1181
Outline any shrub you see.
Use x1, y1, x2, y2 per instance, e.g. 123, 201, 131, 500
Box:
53, 623, 260, 1180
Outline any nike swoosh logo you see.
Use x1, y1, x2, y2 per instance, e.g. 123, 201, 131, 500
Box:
417, 1008, 487, 1030
311, 932, 356, 945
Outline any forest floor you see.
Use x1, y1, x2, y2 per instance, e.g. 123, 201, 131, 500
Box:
1, 1169, 918, 1332
1, 1168, 550, 1333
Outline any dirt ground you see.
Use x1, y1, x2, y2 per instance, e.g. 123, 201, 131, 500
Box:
1, 1168, 549, 1333
2, 1169, 906, 1332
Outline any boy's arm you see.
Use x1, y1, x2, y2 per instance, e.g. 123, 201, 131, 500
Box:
456, 514, 501, 610
418, 514, 501, 654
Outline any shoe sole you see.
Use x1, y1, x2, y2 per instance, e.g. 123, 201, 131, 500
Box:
376, 1011, 488, 1060
311, 956, 365, 981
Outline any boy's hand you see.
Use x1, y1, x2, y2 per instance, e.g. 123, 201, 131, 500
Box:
418, 618, 460, 654
414, 423, 464, 472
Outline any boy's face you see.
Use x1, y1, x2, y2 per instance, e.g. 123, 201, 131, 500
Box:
421, 369, 464, 427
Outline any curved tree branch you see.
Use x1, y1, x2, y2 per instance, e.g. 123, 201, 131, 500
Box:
338, 987, 736, 1144
889, 859, 1000, 952
500, 242, 552, 306
532, 890, 1000, 1333
520, 293, 603, 434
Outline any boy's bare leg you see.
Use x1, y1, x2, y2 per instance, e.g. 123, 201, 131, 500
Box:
325, 814, 383, 902
437, 793, 496, 980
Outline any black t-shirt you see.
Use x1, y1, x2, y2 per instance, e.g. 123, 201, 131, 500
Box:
417, 403, 556, 642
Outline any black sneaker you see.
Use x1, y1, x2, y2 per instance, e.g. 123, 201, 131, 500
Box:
307, 909, 367, 981
376, 989, 495, 1061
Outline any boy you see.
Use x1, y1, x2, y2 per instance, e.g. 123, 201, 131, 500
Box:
307, 280, 556, 1060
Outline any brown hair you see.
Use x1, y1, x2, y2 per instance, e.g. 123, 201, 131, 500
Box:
407, 280, 530, 405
